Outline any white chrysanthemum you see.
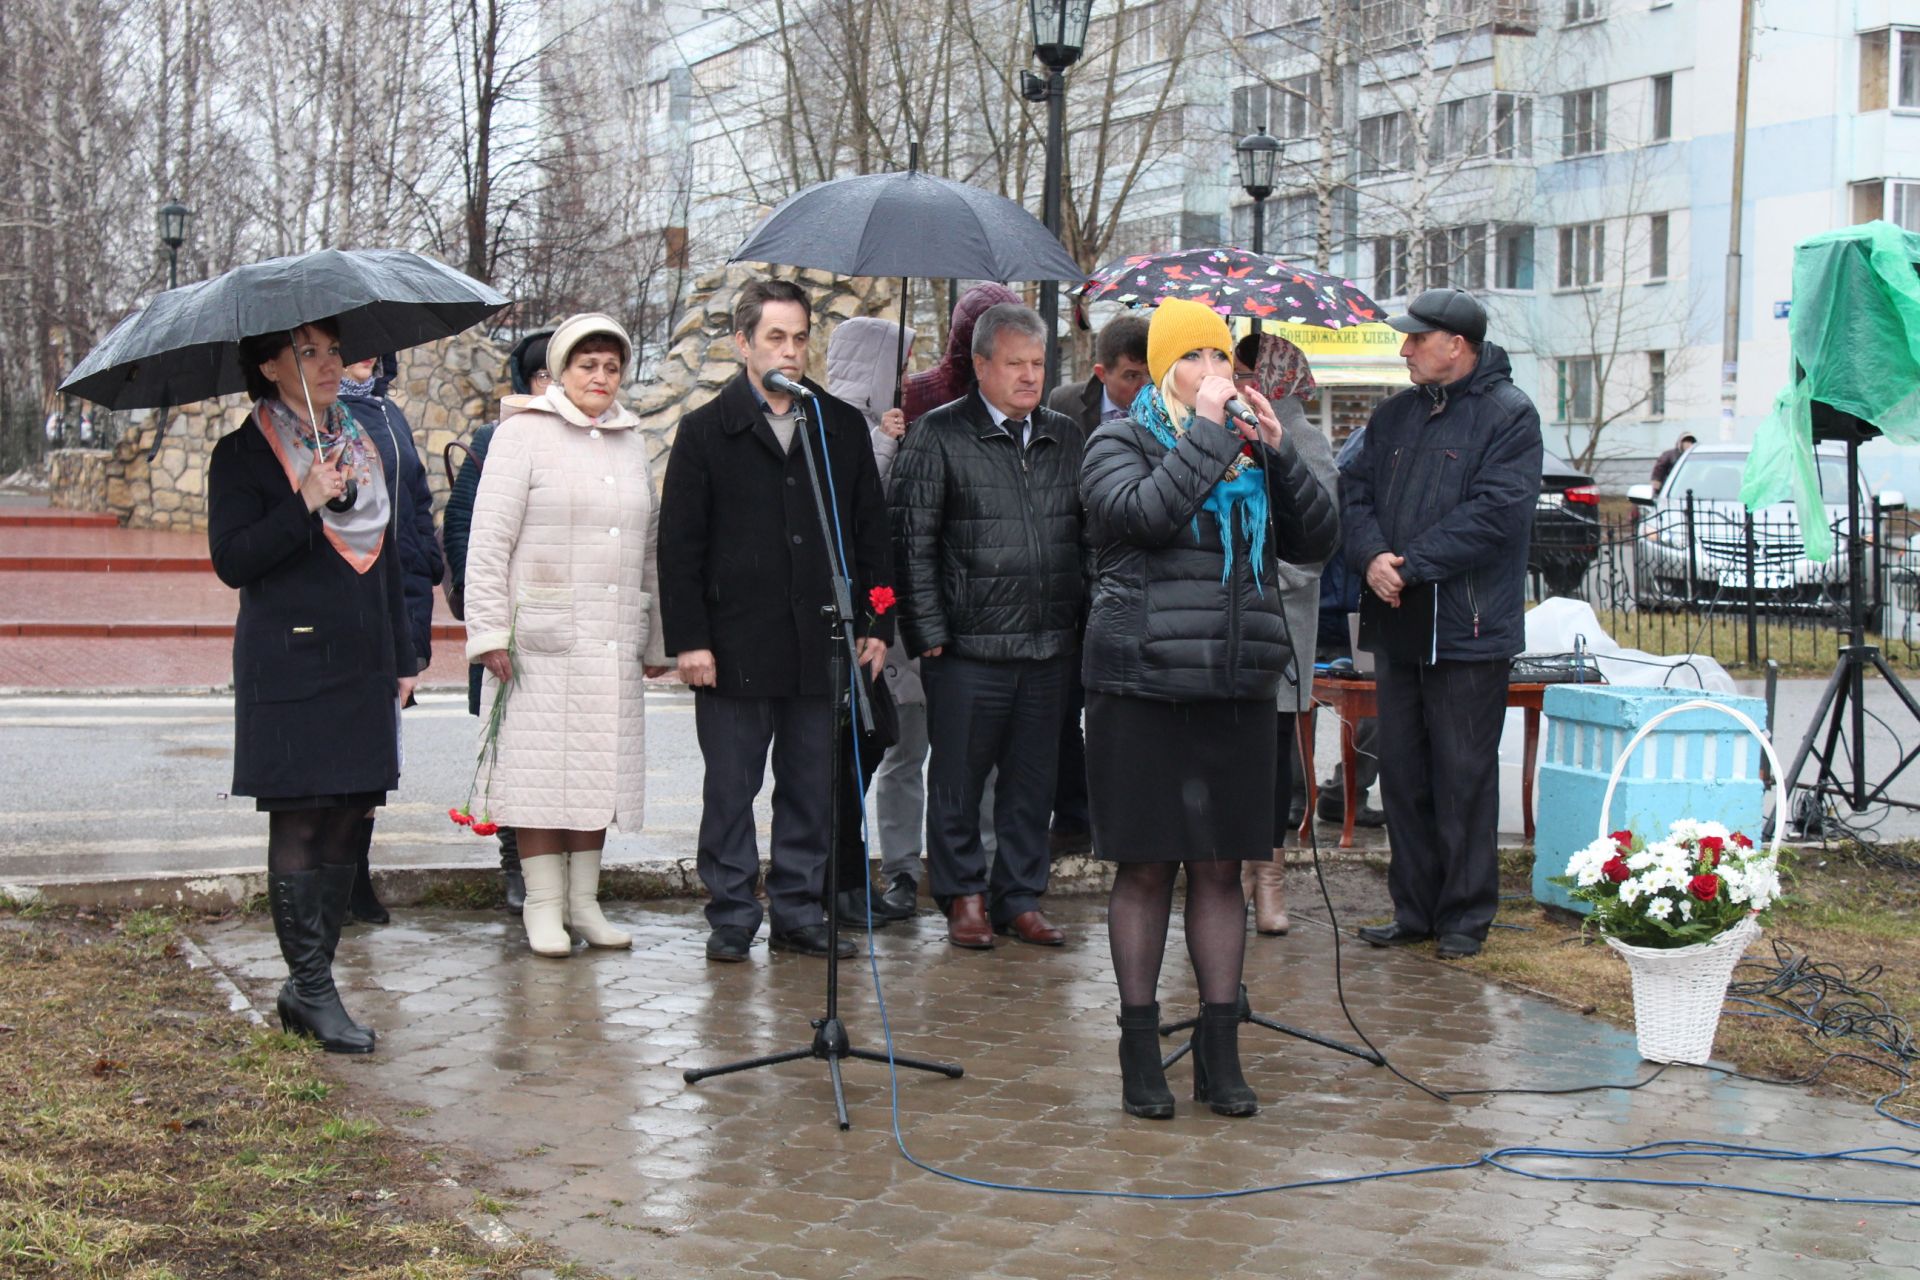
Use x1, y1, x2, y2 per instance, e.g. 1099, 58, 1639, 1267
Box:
1566, 836, 1619, 887
1676, 897, 1694, 921
1644, 896, 1674, 921
1619, 877, 1645, 907
1627, 848, 1656, 872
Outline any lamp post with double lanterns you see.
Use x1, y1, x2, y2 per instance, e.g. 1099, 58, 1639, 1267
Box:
157, 200, 192, 290
1236, 128, 1281, 334
1022, 0, 1091, 390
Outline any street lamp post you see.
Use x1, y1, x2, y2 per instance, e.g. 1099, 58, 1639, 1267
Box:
157, 200, 192, 290
1236, 128, 1281, 334
1025, 0, 1091, 392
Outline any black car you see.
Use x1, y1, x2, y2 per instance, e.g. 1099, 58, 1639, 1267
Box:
1531, 449, 1601, 597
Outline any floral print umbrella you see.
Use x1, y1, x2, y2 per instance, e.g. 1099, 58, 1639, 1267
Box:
1078, 246, 1381, 328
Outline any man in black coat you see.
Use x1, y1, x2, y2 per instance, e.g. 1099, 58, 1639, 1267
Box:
891, 303, 1085, 950
1342, 288, 1543, 959
659, 279, 894, 962
1042, 313, 1148, 858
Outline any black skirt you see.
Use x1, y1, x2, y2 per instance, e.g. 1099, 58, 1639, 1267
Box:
1087, 692, 1276, 864
256, 791, 388, 813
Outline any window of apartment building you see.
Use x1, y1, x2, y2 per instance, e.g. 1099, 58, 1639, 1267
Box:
1495, 225, 1535, 290
1557, 221, 1605, 288
1237, 0, 1294, 34
1648, 351, 1667, 418
1647, 213, 1670, 280
1861, 29, 1920, 110
1231, 84, 1269, 138
1556, 357, 1597, 423
1430, 96, 1491, 163
1359, 111, 1412, 174
1426, 224, 1488, 291
1651, 74, 1673, 141
1119, 1, 1170, 65
1373, 235, 1409, 299
1561, 87, 1607, 156
1850, 179, 1920, 232
1565, 0, 1601, 24
1258, 74, 1327, 140
1494, 93, 1533, 159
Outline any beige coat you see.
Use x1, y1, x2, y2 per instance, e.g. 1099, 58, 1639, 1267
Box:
1273, 397, 1339, 713
463, 387, 667, 830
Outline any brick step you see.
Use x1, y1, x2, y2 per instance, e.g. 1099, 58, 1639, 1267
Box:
0, 620, 469, 640
0, 555, 213, 573
0, 511, 121, 528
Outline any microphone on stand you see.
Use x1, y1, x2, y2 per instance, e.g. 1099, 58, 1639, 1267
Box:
763, 369, 816, 400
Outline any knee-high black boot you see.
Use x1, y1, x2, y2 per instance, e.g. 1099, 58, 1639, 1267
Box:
1192, 1002, 1257, 1117
270, 866, 375, 1054
498, 826, 524, 913
1117, 1003, 1175, 1119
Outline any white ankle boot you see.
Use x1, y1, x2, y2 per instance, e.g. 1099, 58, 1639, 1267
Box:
520, 855, 572, 957
566, 850, 630, 949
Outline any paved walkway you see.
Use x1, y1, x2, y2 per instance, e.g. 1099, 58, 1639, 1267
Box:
198, 899, 1920, 1279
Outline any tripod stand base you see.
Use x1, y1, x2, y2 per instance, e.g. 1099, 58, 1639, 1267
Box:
1157, 984, 1384, 1070
683, 1017, 963, 1130
1781, 644, 1920, 837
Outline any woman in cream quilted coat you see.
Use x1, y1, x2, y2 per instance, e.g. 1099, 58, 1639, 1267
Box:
464, 314, 670, 956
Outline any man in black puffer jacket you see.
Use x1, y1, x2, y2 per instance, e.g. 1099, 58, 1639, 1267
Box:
891, 303, 1084, 950
1343, 288, 1543, 960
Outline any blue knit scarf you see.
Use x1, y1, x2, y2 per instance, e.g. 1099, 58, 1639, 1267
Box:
1131, 382, 1269, 593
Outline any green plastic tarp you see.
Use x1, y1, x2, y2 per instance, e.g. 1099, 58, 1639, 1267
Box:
1743, 220, 1920, 560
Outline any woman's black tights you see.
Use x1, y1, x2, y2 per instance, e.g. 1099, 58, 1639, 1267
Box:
267, 806, 372, 874
1108, 860, 1248, 1007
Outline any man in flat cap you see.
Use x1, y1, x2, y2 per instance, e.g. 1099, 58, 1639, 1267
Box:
1341, 287, 1543, 959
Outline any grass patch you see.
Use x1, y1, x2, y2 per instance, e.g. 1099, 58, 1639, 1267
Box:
0, 906, 595, 1280
411, 879, 505, 910
1467, 843, 1920, 1122
1587, 607, 1919, 675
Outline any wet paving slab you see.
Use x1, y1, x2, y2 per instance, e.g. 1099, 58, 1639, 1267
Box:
200, 899, 1920, 1279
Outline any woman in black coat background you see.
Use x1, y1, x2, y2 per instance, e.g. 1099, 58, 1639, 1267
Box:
207, 318, 419, 1054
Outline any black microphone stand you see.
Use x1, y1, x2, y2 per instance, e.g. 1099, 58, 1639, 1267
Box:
682, 384, 961, 1129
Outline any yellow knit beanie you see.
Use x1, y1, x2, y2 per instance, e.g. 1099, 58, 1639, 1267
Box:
1146, 297, 1234, 390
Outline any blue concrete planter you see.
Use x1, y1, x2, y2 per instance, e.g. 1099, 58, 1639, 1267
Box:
1533, 686, 1769, 914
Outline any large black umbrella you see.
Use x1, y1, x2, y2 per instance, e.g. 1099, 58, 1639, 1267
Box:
730, 162, 1084, 402
61, 248, 510, 411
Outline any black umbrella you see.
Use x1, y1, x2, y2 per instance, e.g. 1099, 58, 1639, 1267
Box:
730, 157, 1084, 403
60, 248, 510, 411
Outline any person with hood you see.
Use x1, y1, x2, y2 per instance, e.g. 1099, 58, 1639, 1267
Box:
442, 329, 552, 912
463, 314, 672, 957
1650, 431, 1696, 492
337, 353, 442, 926
825, 316, 921, 924
901, 283, 1021, 424
1343, 287, 1543, 961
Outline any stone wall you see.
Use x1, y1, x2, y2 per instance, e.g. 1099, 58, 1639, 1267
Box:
101, 329, 508, 531
46, 449, 112, 511
94, 270, 897, 530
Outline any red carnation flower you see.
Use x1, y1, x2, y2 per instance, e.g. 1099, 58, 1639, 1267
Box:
1698, 835, 1725, 853
1602, 856, 1631, 883
449, 808, 473, 827
1731, 832, 1754, 849
471, 821, 499, 837
1609, 829, 1634, 851
1688, 874, 1720, 901
868, 585, 896, 616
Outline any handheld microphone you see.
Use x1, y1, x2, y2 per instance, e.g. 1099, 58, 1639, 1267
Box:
763, 369, 815, 400
1222, 396, 1260, 429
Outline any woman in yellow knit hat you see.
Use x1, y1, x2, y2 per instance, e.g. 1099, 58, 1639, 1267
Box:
1079, 297, 1340, 1119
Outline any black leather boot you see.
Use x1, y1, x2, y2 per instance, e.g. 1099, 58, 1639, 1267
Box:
348, 832, 389, 925
1192, 1001, 1257, 1117
269, 866, 375, 1054
1117, 1003, 1175, 1119
499, 827, 525, 913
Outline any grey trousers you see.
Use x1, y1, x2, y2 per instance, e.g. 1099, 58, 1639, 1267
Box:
693, 691, 832, 936
870, 699, 997, 883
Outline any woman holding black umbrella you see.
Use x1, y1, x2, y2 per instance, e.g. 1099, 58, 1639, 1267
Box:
207, 319, 419, 1055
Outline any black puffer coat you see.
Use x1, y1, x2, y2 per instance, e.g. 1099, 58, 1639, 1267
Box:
1342, 342, 1542, 663
1081, 411, 1338, 702
889, 390, 1084, 661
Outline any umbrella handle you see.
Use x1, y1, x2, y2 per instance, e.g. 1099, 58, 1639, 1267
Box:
894, 278, 910, 411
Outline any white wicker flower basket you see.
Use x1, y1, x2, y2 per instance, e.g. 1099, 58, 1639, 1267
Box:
1596, 700, 1784, 1065
1604, 916, 1761, 1064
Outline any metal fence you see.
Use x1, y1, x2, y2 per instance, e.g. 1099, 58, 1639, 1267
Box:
1527, 497, 1920, 672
